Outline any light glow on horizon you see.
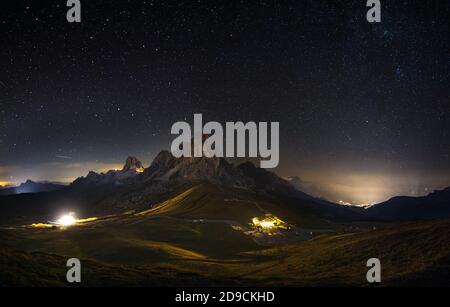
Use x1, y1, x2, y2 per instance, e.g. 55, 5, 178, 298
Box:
0, 181, 10, 187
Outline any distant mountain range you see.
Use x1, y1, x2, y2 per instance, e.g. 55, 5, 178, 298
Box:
72, 156, 145, 186
0, 180, 65, 196
0, 151, 449, 224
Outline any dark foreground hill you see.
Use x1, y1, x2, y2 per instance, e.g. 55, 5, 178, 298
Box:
1, 217, 449, 286
0, 157, 449, 287
1, 151, 449, 286
367, 187, 450, 221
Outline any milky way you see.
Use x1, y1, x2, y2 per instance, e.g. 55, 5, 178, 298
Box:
1, 1, 449, 203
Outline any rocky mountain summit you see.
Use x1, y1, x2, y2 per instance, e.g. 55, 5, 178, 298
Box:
122, 156, 144, 173
143, 150, 252, 187
73, 156, 146, 186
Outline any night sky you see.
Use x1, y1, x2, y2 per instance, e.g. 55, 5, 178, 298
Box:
1, 0, 449, 205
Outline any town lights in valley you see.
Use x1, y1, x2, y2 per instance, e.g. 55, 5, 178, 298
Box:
253, 218, 275, 228
251, 215, 288, 230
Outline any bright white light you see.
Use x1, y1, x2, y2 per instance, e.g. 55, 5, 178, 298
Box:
56, 213, 77, 226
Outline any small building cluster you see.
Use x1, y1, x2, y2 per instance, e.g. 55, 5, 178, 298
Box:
251, 214, 289, 233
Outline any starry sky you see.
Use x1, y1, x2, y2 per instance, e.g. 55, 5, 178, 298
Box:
1, 0, 449, 204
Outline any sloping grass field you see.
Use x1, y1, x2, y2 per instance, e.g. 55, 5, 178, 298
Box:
1, 183, 449, 286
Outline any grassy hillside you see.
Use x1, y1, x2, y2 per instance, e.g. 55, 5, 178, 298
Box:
1, 215, 449, 286
0, 180, 368, 229
226, 218, 450, 286
0, 217, 261, 265
0, 247, 245, 287
1, 182, 448, 287
135, 182, 351, 229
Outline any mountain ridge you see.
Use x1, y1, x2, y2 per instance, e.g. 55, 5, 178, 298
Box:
366, 187, 450, 221
0, 180, 65, 196
1, 151, 449, 224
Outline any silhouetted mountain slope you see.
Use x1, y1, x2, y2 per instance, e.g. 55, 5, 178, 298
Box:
367, 187, 450, 221
238, 162, 309, 196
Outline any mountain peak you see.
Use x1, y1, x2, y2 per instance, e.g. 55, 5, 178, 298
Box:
143, 150, 251, 186
122, 156, 144, 173
22, 179, 36, 186
152, 150, 176, 167
238, 161, 256, 170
